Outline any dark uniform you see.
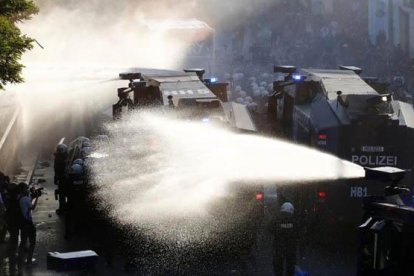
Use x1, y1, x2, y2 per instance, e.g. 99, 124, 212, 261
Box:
65, 164, 86, 238
54, 149, 68, 214
0, 173, 9, 242
4, 184, 22, 272
271, 204, 298, 276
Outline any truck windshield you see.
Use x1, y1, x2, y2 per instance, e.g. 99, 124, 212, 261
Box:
366, 96, 394, 115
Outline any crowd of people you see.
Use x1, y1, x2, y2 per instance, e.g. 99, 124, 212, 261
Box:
0, 135, 98, 274
0, 172, 39, 273
53, 136, 96, 239
211, 0, 414, 109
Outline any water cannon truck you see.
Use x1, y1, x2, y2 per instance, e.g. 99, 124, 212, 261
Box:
112, 68, 264, 260
269, 65, 414, 169
250, 65, 414, 245
113, 68, 258, 132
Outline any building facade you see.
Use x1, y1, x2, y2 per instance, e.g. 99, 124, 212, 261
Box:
369, 0, 414, 56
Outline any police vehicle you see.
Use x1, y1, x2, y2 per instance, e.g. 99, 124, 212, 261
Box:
113, 68, 259, 131
266, 65, 414, 233
111, 68, 264, 259
269, 65, 414, 168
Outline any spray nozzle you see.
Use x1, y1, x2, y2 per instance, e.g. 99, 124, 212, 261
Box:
364, 166, 407, 187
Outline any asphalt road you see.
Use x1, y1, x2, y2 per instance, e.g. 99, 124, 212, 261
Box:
0, 154, 357, 275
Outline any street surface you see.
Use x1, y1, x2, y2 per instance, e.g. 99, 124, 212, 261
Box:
0, 151, 357, 275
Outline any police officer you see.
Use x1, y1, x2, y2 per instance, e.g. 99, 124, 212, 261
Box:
271, 202, 298, 276
65, 163, 85, 238
54, 143, 68, 215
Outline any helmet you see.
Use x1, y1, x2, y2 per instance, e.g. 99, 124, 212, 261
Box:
82, 141, 92, 148
261, 90, 269, 97
81, 147, 92, 158
73, 159, 84, 166
95, 135, 109, 142
77, 136, 90, 144
280, 202, 294, 215
248, 102, 258, 111
236, 97, 245, 104
56, 144, 68, 154
69, 137, 89, 150
70, 164, 83, 175
253, 88, 261, 97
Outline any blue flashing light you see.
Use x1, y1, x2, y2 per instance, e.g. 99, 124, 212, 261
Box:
292, 74, 303, 81
210, 77, 218, 83
201, 118, 210, 123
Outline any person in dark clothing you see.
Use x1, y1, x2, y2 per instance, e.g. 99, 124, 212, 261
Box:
270, 202, 298, 276
65, 163, 85, 238
17, 182, 38, 267
167, 95, 174, 108
54, 144, 68, 215
5, 183, 23, 272
0, 172, 10, 243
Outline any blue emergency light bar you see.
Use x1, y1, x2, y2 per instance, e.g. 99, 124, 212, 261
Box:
292, 74, 306, 82
203, 77, 218, 85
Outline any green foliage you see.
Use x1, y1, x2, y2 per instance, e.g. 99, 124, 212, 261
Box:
0, 0, 38, 89
0, 0, 39, 22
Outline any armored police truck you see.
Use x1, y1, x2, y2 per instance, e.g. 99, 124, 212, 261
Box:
112, 68, 263, 260
113, 68, 258, 132
267, 65, 414, 237
269, 65, 414, 169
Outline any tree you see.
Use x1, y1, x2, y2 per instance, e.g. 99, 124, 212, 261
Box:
0, 0, 38, 89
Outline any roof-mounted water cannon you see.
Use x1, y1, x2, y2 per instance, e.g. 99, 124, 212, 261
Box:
272, 65, 298, 97
113, 72, 143, 119
119, 72, 145, 91
364, 166, 407, 188
119, 72, 142, 84
201, 74, 229, 102
274, 65, 297, 82
274, 65, 297, 74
